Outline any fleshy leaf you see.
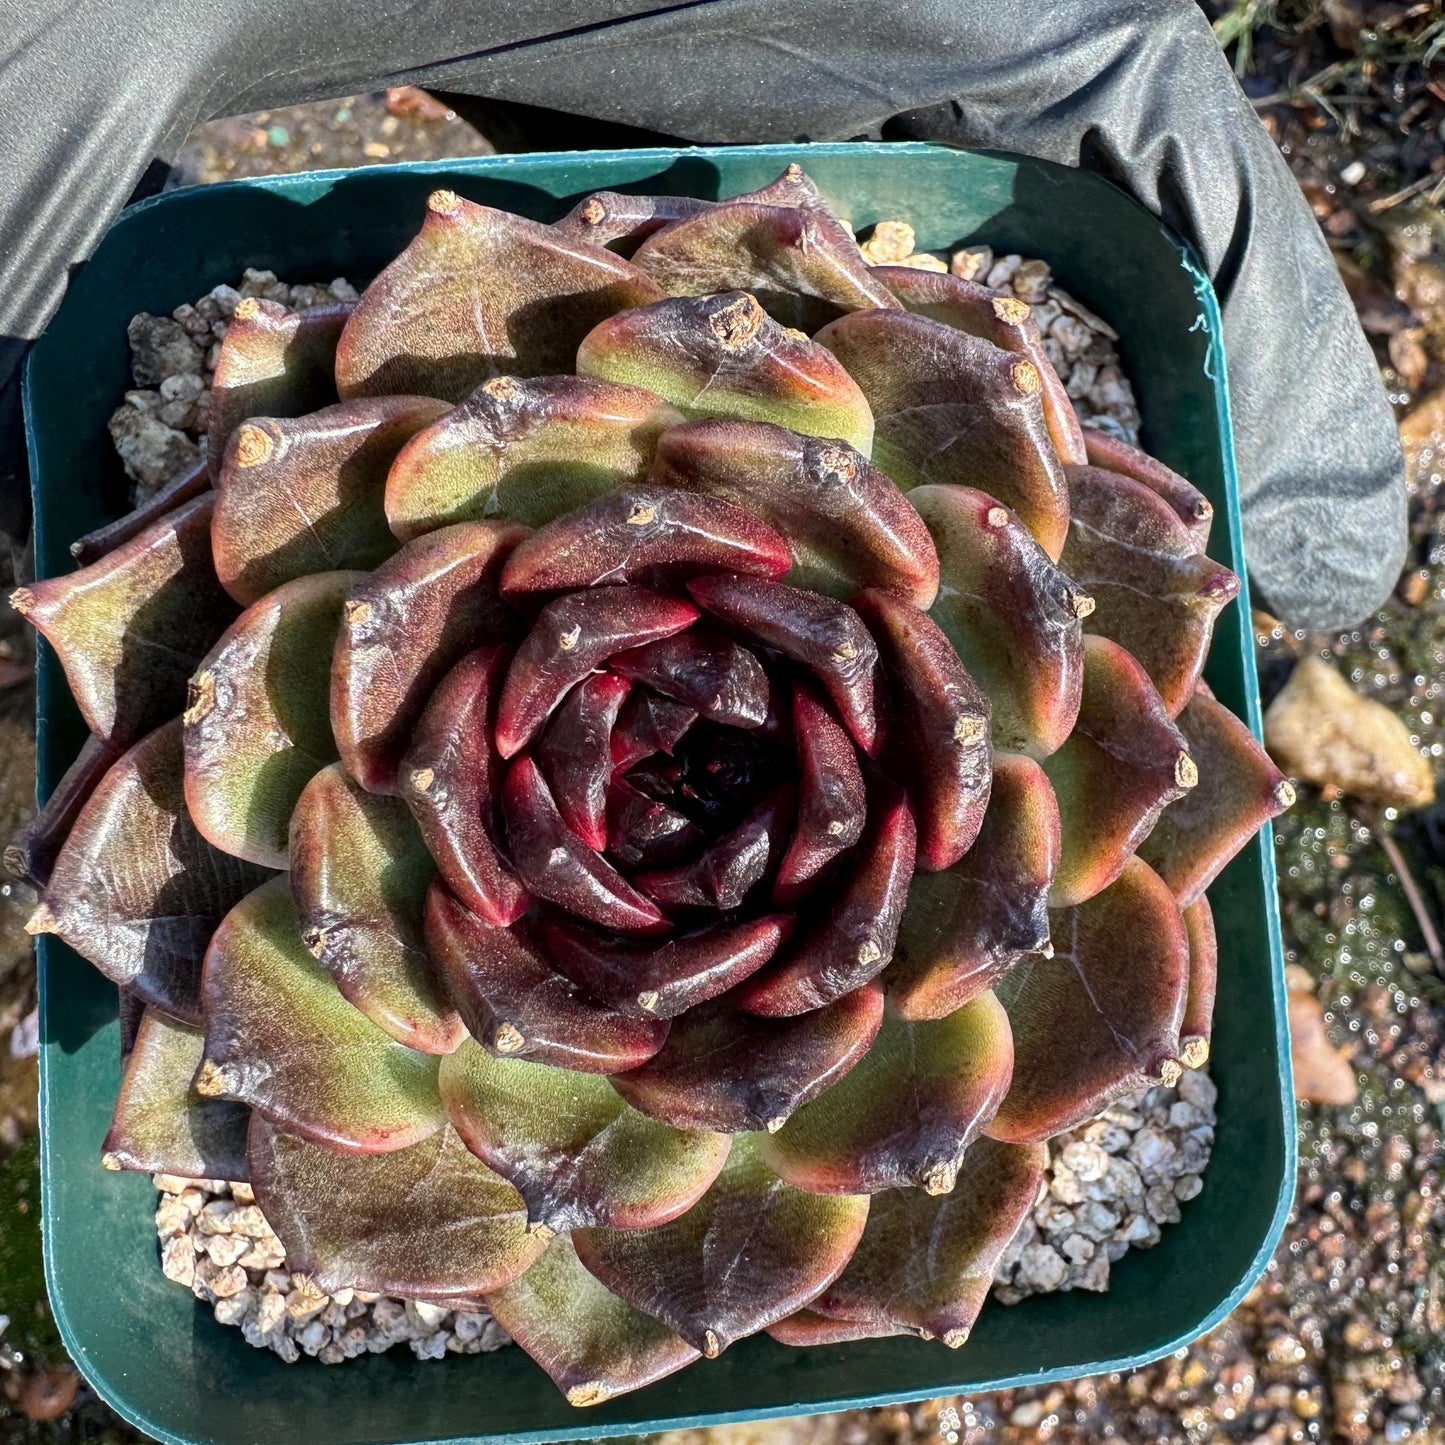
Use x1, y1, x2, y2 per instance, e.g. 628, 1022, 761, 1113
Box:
686, 575, 881, 754
331, 520, 527, 793
766, 1311, 902, 1347
12, 495, 237, 745
500, 485, 791, 595
573, 1132, 869, 1357
816, 309, 1070, 560
1181, 895, 1218, 1068
1138, 688, 1295, 904
808, 1136, 1046, 1347
184, 570, 358, 868
250, 1117, 545, 1297
400, 646, 530, 926
577, 291, 874, 453
1043, 634, 1195, 908
5, 733, 119, 889
606, 777, 704, 869
101, 1009, 250, 1180
440, 1038, 729, 1230
740, 783, 915, 1017
875, 265, 1087, 466
485, 1234, 700, 1407
631, 197, 898, 332
69, 457, 211, 567
424, 883, 668, 1070
554, 190, 712, 250
496, 587, 697, 758
212, 395, 446, 604
1060, 466, 1239, 716
988, 857, 1189, 1143
856, 588, 992, 872
610, 690, 697, 772
762, 994, 1013, 1195
335, 190, 663, 402
910, 484, 1089, 758
650, 418, 939, 608
200, 877, 445, 1152
888, 752, 1059, 1021
636, 788, 793, 912
611, 983, 884, 1133
773, 682, 865, 904
542, 914, 790, 1018
1081, 429, 1213, 548
535, 670, 633, 851
207, 297, 350, 474
385, 375, 683, 538
289, 763, 462, 1055
30, 720, 269, 1023
611, 629, 771, 730
502, 758, 669, 933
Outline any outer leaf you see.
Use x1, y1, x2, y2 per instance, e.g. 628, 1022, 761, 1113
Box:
199, 877, 445, 1152
686, 575, 881, 754
542, 913, 790, 1018
11, 495, 236, 745
611, 983, 884, 1134
289, 763, 463, 1055
501, 758, 669, 934
856, 588, 992, 872
1060, 466, 1239, 716
631, 197, 899, 332
808, 1136, 1046, 1347
385, 376, 683, 538
331, 520, 527, 794
500, 485, 790, 595
212, 395, 446, 604
5, 732, 119, 889
739, 783, 915, 1017
761, 994, 1014, 1195
1181, 894, 1218, 1068
573, 1133, 869, 1357
1043, 634, 1195, 908
909, 484, 1089, 758
400, 646, 530, 926
650, 418, 939, 608
424, 882, 668, 1071
29, 720, 269, 1023
611, 630, 771, 730
1081, 428, 1213, 547
440, 1038, 729, 1230
207, 297, 350, 474
496, 587, 697, 759
889, 752, 1059, 1021
184, 570, 358, 868
577, 291, 874, 453
816, 309, 1070, 560
875, 265, 1087, 466
485, 1235, 700, 1407
766, 1311, 902, 1347
1138, 688, 1295, 904
250, 1117, 546, 1298
69, 457, 210, 566
988, 857, 1189, 1143
553, 190, 712, 250
335, 190, 663, 402
101, 1009, 250, 1180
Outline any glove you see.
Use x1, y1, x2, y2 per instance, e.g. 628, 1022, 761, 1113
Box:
0, 0, 1405, 628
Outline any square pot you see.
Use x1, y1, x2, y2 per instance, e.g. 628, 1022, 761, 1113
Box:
24, 142, 1295, 1445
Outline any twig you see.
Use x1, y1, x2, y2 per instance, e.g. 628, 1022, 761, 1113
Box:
1367, 814, 1445, 976
1366, 170, 1445, 214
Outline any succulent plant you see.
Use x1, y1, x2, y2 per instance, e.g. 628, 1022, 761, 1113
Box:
11, 167, 1293, 1406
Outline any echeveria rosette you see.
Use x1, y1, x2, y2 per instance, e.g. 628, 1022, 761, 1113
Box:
12, 169, 1293, 1407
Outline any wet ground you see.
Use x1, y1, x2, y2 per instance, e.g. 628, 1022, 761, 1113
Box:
3, 8, 1445, 1438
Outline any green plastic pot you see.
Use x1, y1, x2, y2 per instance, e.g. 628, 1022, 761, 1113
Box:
25, 141, 1295, 1445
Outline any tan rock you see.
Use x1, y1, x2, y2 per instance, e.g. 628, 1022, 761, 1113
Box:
1264, 657, 1436, 809
1287, 989, 1358, 1106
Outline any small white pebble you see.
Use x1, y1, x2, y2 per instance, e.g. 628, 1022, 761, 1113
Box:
161, 1234, 196, 1288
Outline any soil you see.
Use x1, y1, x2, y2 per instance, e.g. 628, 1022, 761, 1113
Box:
3, 7, 1445, 1438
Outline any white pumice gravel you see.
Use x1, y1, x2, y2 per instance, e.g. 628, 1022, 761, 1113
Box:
132, 252, 1203, 1362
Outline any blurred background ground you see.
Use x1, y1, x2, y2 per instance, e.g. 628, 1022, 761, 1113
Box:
2, 4, 1445, 1440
